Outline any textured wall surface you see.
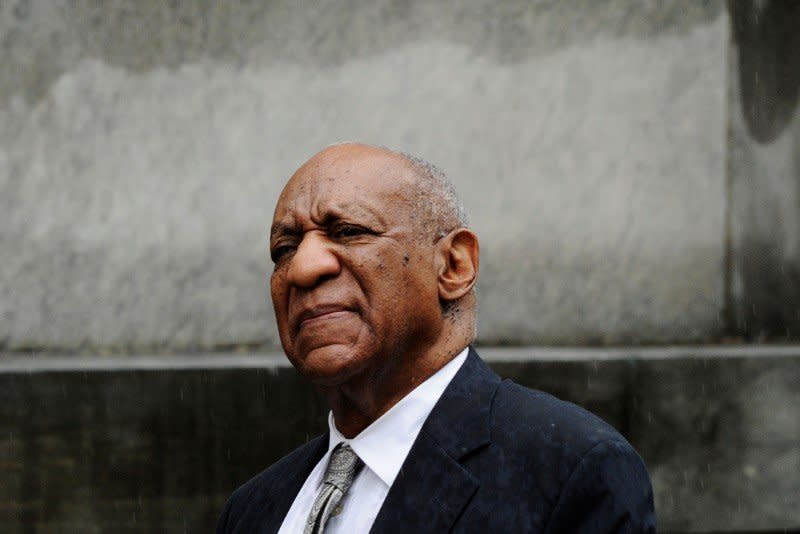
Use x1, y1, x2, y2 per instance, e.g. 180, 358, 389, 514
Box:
728, 1, 800, 340
0, 1, 729, 349
1, 348, 798, 533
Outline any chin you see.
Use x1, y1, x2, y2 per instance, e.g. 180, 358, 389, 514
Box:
289, 343, 367, 386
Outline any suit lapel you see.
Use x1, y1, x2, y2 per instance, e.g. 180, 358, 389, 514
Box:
258, 433, 329, 534
370, 348, 501, 533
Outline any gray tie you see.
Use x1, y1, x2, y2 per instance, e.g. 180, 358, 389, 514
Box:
304, 444, 364, 534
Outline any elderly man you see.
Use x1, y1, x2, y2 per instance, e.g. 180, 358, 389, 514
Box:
217, 143, 656, 533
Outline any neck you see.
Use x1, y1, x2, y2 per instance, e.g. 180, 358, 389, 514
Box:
320, 324, 472, 438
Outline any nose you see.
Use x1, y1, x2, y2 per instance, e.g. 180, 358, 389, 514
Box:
286, 231, 341, 288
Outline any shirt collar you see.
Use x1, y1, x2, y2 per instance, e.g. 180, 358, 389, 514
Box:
327, 346, 470, 488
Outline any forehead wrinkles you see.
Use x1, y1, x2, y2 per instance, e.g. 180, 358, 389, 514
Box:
272, 165, 321, 226
274, 149, 419, 229
274, 183, 334, 231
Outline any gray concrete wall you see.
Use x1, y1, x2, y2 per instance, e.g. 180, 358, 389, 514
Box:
0, 1, 732, 349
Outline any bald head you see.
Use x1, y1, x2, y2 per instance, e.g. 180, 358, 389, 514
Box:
312, 143, 469, 242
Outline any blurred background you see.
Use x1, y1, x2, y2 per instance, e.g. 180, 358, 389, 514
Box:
1, 0, 798, 532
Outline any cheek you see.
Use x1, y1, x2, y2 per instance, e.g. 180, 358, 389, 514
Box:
270, 273, 289, 317
400, 256, 441, 313
270, 273, 295, 354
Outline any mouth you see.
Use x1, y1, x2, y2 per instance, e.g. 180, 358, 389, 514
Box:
294, 305, 356, 331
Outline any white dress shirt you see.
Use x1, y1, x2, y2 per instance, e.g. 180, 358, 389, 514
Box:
277, 347, 469, 534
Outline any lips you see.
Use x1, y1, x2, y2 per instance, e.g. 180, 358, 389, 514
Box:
293, 304, 356, 332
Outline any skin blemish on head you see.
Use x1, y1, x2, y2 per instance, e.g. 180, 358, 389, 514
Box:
403, 253, 410, 265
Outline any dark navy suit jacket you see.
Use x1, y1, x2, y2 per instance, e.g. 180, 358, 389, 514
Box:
217, 347, 656, 533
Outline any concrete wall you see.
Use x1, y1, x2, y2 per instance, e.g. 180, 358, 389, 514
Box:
1, 1, 799, 533
0, 1, 734, 349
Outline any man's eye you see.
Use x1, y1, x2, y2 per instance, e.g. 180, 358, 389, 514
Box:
270, 245, 295, 262
332, 224, 368, 239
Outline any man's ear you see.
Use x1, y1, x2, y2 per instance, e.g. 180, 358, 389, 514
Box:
436, 228, 479, 302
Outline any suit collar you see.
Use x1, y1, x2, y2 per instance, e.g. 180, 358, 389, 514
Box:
369, 346, 501, 533
419, 346, 500, 460
261, 433, 328, 534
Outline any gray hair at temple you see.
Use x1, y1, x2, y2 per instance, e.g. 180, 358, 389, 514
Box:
397, 151, 469, 241
392, 149, 475, 328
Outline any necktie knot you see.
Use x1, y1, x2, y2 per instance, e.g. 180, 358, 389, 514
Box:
304, 443, 363, 534
323, 444, 362, 491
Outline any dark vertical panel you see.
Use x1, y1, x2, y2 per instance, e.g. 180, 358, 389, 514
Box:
728, 0, 800, 340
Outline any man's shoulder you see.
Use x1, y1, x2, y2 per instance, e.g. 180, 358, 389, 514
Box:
491, 378, 630, 456
470, 376, 655, 531
487, 377, 649, 497
492, 380, 627, 449
457, 348, 634, 459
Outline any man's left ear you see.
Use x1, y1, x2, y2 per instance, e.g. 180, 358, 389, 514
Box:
436, 228, 480, 302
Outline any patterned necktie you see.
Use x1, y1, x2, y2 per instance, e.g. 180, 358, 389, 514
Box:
304, 443, 364, 534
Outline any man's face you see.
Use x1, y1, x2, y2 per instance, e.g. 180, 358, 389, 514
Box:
269, 145, 443, 385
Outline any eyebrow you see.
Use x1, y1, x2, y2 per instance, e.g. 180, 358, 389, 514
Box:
270, 222, 299, 239
326, 202, 387, 227
269, 201, 388, 240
